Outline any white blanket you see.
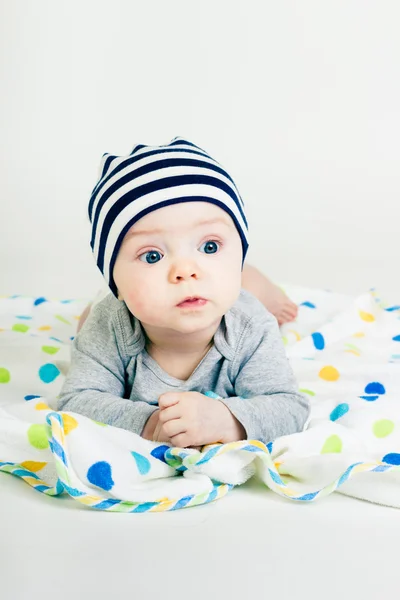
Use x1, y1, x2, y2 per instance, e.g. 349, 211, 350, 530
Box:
0, 286, 399, 511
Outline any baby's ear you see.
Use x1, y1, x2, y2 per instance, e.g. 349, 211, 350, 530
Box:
117, 291, 124, 301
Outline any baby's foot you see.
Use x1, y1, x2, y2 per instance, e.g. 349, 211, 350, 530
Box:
241, 265, 298, 325
262, 284, 298, 326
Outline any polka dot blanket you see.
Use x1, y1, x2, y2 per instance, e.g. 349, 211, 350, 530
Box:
0, 286, 400, 512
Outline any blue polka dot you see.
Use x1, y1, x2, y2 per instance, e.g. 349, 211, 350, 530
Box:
393, 335, 400, 342
301, 301, 316, 309
382, 453, 400, 466
311, 332, 325, 350
16, 315, 32, 320
38, 364, 60, 383
131, 451, 151, 475
359, 395, 379, 402
386, 306, 400, 312
87, 461, 114, 490
34, 297, 47, 306
24, 394, 41, 401
365, 382, 385, 395
150, 445, 170, 463
330, 403, 349, 421
266, 442, 273, 453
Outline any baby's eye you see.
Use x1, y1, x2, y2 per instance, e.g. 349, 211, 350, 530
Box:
139, 250, 163, 264
199, 240, 220, 254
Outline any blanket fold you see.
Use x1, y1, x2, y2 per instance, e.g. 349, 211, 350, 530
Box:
1, 286, 399, 511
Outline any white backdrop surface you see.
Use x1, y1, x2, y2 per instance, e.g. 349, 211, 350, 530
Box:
1, 0, 399, 300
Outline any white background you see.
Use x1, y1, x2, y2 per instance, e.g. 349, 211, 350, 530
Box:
1, 0, 399, 300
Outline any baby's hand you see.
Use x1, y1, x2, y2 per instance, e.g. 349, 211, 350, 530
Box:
152, 413, 173, 444
142, 410, 175, 444
156, 391, 245, 448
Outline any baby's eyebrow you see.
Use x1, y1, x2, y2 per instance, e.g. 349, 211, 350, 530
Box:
126, 217, 231, 239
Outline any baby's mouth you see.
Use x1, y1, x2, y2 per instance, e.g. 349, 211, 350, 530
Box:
177, 296, 208, 308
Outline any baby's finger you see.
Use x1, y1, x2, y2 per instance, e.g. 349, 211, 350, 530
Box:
170, 433, 191, 449
153, 419, 163, 441
163, 418, 186, 438
154, 425, 173, 444
158, 392, 181, 409
158, 404, 181, 424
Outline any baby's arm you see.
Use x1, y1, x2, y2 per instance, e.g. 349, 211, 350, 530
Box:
220, 309, 310, 445
58, 302, 157, 435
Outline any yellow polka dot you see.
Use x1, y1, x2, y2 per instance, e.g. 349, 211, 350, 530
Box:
319, 366, 340, 381
35, 402, 50, 410
60, 413, 78, 434
20, 460, 47, 472
359, 310, 375, 322
38, 325, 52, 331
288, 329, 301, 341
353, 332, 365, 338
345, 350, 361, 356
73, 315, 81, 320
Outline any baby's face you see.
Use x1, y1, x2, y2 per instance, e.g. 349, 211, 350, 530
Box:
113, 202, 243, 335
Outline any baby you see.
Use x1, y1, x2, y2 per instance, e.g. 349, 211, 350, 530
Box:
58, 137, 309, 447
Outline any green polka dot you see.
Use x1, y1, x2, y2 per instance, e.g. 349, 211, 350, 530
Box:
12, 323, 30, 333
27, 424, 50, 449
299, 388, 316, 396
344, 343, 361, 352
93, 420, 108, 427
0, 368, 10, 383
321, 434, 343, 454
282, 336, 288, 346
41, 345, 60, 355
373, 419, 395, 438
55, 315, 71, 325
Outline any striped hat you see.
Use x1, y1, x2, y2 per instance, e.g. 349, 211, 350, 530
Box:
88, 136, 249, 296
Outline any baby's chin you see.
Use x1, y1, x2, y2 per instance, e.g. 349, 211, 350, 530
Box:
143, 311, 223, 336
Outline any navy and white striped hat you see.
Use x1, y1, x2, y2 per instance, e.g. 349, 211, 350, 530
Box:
88, 136, 249, 296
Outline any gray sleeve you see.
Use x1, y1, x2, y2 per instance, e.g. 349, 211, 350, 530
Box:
57, 302, 157, 435
219, 309, 310, 445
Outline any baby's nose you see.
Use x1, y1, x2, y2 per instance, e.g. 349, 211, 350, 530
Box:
168, 260, 200, 282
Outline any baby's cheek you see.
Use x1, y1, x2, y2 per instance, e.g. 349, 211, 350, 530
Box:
126, 292, 147, 315
126, 286, 162, 319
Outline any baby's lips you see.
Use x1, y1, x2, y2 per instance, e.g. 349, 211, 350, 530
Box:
177, 296, 207, 306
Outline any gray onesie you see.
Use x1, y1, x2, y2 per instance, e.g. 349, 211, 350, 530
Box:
58, 289, 310, 444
